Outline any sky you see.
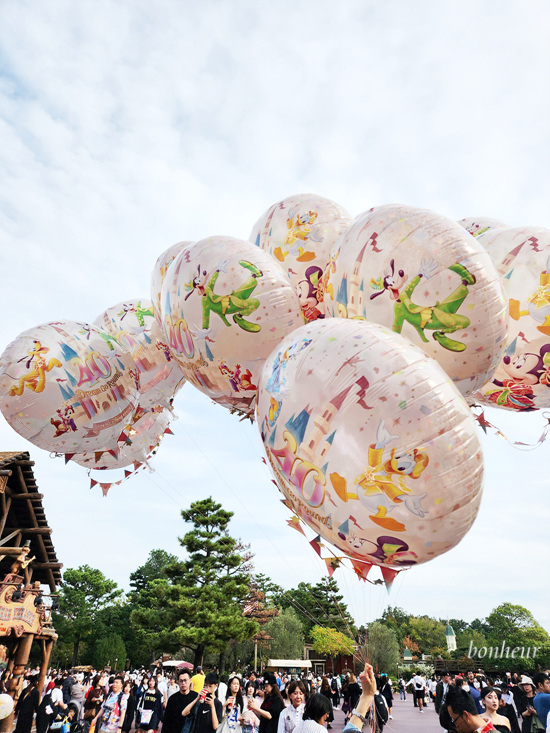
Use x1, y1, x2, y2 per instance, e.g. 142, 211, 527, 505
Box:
1, 0, 549, 640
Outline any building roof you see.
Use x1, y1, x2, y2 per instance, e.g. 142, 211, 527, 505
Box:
267, 659, 312, 668
0, 451, 62, 591
445, 624, 456, 637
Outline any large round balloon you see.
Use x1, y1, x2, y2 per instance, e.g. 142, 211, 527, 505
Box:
458, 216, 508, 240
151, 241, 193, 326
475, 226, 550, 411
71, 407, 171, 470
94, 298, 185, 410
0, 321, 140, 453
256, 318, 483, 569
324, 204, 507, 399
250, 194, 352, 322
0, 694, 14, 721
161, 235, 304, 415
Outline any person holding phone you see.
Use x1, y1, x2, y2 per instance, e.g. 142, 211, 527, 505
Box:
242, 683, 260, 733
183, 673, 223, 733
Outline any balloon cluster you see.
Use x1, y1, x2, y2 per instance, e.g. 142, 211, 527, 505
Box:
2, 194, 547, 578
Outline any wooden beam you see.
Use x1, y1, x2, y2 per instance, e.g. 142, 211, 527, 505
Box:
0, 530, 22, 547
0, 494, 12, 537
3, 527, 52, 535
14, 460, 35, 467
9, 493, 44, 501
32, 562, 63, 569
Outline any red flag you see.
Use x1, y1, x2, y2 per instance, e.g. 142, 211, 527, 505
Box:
100, 483, 111, 497
310, 535, 322, 557
90, 479, 98, 488
164, 427, 174, 435
380, 566, 399, 592
124, 469, 132, 478
351, 560, 373, 582
64, 453, 75, 464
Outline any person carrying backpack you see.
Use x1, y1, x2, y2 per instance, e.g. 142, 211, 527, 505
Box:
92, 677, 127, 733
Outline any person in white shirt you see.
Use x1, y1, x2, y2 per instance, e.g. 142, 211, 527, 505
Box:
277, 681, 306, 733
406, 672, 426, 712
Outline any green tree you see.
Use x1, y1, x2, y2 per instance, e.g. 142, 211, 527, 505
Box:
127, 549, 181, 665
455, 629, 487, 659
133, 498, 258, 668
366, 621, 400, 673
311, 626, 355, 659
129, 549, 178, 596
93, 633, 127, 670
276, 578, 356, 641
485, 603, 550, 671
407, 616, 446, 655
55, 565, 122, 667
265, 607, 305, 659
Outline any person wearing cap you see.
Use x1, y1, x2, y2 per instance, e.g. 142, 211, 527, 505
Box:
533, 673, 550, 732
515, 676, 543, 733
247, 673, 285, 733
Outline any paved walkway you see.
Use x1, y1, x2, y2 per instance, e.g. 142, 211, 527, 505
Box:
332, 696, 442, 732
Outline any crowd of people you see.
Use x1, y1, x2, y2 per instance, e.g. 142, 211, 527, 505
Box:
5, 664, 387, 733
5, 663, 550, 733
390, 667, 550, 732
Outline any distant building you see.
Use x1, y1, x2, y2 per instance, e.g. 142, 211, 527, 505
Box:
445, 624, 457, 652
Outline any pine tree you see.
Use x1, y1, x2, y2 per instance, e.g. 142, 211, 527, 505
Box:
164, 498, 258, 667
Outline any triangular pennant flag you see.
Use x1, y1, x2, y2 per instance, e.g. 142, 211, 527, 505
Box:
133, 461, 142, 471
94, 451, 104, 463
64, 453, 75, 464
310, 535, 322, 557
351, 560, 373, 581
100, 483, 111, 497
90, 478, 98, 488
118, 431, 128, 443
124, 469, 132, 478
164, 427, 174, 435
107, 448, 119, 459
114, 480, 122, 486
324, 556, 342, 578
286, 516, 306, 536
380, 566, 399, 592
280, 498, 293, 510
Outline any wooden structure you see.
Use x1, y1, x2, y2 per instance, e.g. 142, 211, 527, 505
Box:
0, 451, 61, 732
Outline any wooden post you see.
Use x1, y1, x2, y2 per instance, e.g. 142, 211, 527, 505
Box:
38, 637, 54, 697
0, 633, 35, 732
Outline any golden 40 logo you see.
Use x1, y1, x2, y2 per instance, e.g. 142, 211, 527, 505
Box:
270, 430, 326, 508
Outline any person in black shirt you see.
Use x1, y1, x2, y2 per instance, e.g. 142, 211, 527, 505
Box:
163, 671, 198, 733
248, 673, 284, 733
184, 673, 223, 733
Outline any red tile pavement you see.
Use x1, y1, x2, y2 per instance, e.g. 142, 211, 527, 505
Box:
331, 696, 443, 732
